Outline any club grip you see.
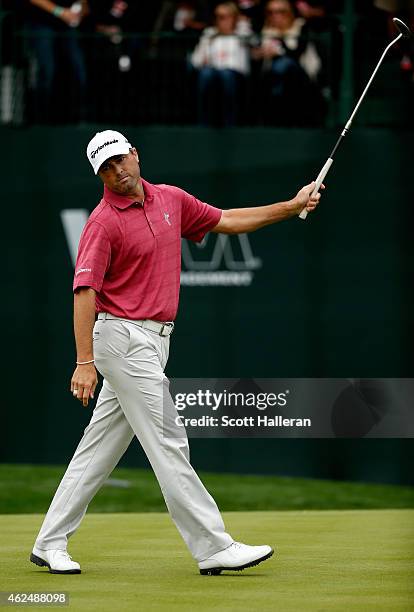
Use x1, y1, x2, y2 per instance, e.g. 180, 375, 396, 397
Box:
299, 158, 333, 220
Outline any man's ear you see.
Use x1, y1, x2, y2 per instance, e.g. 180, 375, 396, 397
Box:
130, 147, 139, 162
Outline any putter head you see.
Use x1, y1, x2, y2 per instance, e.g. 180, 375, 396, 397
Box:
393, 17, 412, 39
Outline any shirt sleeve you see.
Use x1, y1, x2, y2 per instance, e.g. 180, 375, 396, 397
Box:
180, 189, 222, 243
73, 221, 111, 293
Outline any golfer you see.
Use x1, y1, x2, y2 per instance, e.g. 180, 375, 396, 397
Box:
30, 130, 321, 575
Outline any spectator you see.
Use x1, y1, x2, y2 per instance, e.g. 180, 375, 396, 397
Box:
86, 1, 135, 123
25, 0, 89, 122
150, 1, 210, 71
91, 1, 128, 39
153, 1, 210, 34
294, 0, 335, 101
191, 1, 252, 126
254, 0, 323, 125
295, 1, 326, 22
88, 1, 133, 69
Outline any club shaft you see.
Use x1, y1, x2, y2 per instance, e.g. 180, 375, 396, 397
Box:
329, 132, 346, 159
299, 32, 403, 221
331, 33, 402, 160
345, 33, 402, 131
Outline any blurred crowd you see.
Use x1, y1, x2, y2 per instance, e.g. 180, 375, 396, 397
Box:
2, 0, 413, 126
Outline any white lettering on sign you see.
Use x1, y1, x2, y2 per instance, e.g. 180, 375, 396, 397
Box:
61, 209, 89, 266
61, 210, 263, 287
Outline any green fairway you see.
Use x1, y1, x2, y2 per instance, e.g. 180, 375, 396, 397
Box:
1, 465, 413, 514
0, 510, 413, 611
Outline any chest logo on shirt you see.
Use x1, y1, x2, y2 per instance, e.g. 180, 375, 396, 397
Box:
164, 212, 171, 226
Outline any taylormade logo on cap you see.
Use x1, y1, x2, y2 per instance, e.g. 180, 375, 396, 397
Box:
86, 130, 132, 174
90, 139, 119, 160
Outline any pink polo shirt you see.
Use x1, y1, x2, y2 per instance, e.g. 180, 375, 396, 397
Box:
73, 179, 222, 321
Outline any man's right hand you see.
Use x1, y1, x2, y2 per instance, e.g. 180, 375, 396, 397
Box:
71, 365, 98, 408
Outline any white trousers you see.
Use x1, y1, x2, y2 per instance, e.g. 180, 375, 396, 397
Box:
34, 318, 233, 562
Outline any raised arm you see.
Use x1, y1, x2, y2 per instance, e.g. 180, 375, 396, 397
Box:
212, 182, 323, 234
70, 287, 98, 407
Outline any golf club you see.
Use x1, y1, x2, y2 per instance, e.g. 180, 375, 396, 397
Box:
299, 17, 412, 220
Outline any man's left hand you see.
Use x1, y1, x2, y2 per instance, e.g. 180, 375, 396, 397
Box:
71, 364, 98, 408
290, 181, 325, 216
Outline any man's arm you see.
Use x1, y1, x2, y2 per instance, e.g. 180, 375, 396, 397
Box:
212, 182, 323, 234
70, 287, 98, 408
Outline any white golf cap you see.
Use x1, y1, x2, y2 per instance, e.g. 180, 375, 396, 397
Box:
86, 129, 132, 174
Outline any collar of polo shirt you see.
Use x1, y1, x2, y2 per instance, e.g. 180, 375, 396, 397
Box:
103, 178, 156, 209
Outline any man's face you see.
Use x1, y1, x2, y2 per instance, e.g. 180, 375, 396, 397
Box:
98, 148, 141, 196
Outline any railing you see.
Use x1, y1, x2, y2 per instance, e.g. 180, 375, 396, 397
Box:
0, 7, 411, 128
0, 27, 338, 127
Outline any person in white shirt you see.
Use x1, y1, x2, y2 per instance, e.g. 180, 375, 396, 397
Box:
191, 2, 252, 126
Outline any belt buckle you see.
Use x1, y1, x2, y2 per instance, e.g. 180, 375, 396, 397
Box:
159, 322, 174, 336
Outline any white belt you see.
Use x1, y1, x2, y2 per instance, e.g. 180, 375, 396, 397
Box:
97, 312, 174, 337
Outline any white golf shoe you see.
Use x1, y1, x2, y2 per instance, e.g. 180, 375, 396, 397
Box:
198, 541, 274, 575
30, 547, 81, 574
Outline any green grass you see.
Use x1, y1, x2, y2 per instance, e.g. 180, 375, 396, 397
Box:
0, 510, 413, 611
0, 464, 413, 514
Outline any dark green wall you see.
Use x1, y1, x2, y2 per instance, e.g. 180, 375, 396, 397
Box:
2, 125, 413, 484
